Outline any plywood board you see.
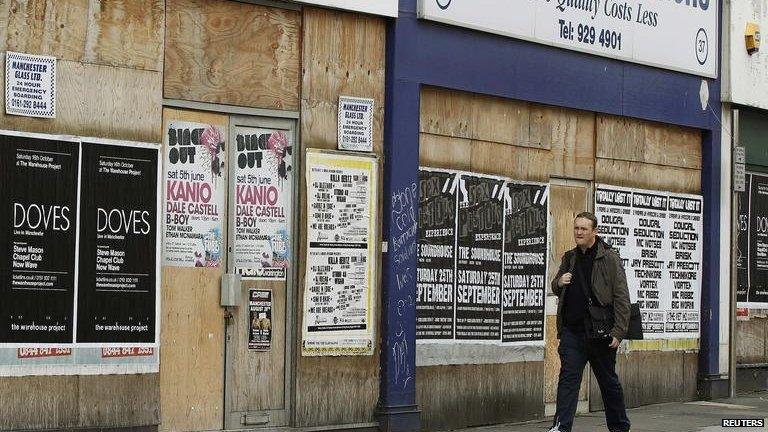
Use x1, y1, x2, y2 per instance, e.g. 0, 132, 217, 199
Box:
295, 8, 385, 427
595, 158, 701, 194
83, 0, 164, 71
229, 280, 286, 412
164, 0, 301, 110
548, 109, 595, 181
4, 0, 89, 62
470, 92, 530, 147
469, 140, 527, 179
78, 374, 160, 426
545, 183, 590, 408
596, 114, 702, 169
419, 133, 472, 171
0, 57, 162, 142
590, 351, 697, 410
737, 319, 767, 364
159, 108, 228, 432
301, 7, 385, 154
0, 376, 80, 429
420, 86, 473, 140
417, 362, 544, 430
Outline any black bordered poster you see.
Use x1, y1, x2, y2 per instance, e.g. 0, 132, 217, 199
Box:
0, 132, 79, 344
76, 140, 159, 344
416, 168, 458, 340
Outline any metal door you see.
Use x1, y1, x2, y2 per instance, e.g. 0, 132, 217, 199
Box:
224, 115, 297, 428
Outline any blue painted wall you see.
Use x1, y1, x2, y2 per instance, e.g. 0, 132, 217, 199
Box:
378, 0, 723, 423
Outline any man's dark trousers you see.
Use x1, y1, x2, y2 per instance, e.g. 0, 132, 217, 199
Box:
553, 327, 631, 432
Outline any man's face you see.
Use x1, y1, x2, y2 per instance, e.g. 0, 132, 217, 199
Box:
574, 217, 597, 248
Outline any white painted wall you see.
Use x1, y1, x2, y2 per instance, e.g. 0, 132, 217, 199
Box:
724, 0, 768, 110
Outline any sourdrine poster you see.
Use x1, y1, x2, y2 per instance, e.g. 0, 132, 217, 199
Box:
455, 174, 505, 341
231, 126, 292, 280
302, 150, 377, 356
416, 169, 458, 341
501, 182, 547, 344
415, 167, 549, 346
163, 121, 226, 268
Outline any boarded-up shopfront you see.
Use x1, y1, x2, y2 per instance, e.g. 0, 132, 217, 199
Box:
413, 87, 703, 429
0, 0, 391, 430
382, 0, 723, 430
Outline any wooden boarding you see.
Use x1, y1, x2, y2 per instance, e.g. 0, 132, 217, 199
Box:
595, 158, 701, 195
164, 0, 301, 110
159, 108, 228, 432
0, 57, 162, 142
228, 280, 286, 412
294, 7, 385, 427
0, 376, 80, 429
596, 114, 702, 170
419, 133, 472, 171
417, 362, 544, 430
301, 7, 385, 154
420, 87, 594, 181
545, 183, 590, 407
1, 0, 163, 71
590, 351, 697, 409
3, 0, 89, 62
737, 319, 767, 364
81, 0, 164, 71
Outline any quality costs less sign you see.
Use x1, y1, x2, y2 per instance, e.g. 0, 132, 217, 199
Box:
420, 0, 717, 77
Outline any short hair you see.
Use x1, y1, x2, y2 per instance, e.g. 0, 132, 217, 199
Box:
575, 211, 598, 229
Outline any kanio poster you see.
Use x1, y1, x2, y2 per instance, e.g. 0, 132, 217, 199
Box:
163, 121, 226, 268
231, 126, 292, 279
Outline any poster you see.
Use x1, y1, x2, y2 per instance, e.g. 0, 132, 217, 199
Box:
337, 96, 374, 152
302, 150, 377, 356
416, 169, 458, 341
0, 132, 79, 344
455, 174, 505, 341
231, 126, 292, 279
739, 173, 768, 308
595, 184, 702, 339
163, 121, 226, 268
249, 289, 272, 351
501, 182, 547, 344
5, 51, 56, 118
665, 193, 702, 336
76, 140, 160, 344
415, 168, 549, 346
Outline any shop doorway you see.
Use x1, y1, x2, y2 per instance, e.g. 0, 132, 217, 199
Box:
223, 115, 298, 429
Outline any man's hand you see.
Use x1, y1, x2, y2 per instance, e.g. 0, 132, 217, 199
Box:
558, 272, 572, 288
609, 337, 620, 349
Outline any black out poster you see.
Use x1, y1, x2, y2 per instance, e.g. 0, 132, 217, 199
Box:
416, 169, 457, 340
745, 173, 768, 307
455, 174, 504, 341
502, 183, 547, 343
76, 141, 158, 343
249, 289, 272, 351
0, 133, 79, 344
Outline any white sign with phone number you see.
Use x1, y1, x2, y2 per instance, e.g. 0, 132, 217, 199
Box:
338, 96, 374, 152
419, 0, 717, 78
5, 51, 56, 118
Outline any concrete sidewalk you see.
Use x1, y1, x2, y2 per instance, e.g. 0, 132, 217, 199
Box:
458, 392, 768, 432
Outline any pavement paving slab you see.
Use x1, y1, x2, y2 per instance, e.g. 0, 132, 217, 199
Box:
454, 392, 768, 432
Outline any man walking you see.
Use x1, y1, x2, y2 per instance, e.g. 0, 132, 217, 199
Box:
549, 212, 631, 432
